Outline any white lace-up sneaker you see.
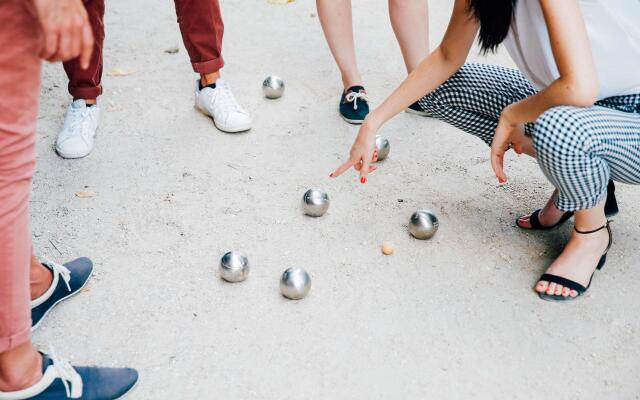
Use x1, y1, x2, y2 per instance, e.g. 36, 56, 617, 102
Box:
55, 99, 101, 159
195, 78, 252, 133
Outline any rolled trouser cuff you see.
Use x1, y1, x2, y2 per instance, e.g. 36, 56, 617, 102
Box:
69, 84, 103, 100
191, 57, 224, 75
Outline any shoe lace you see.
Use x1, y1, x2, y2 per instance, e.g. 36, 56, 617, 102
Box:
211, 81, 243, 113
41, 257, 72, 292
64, 107, 93, 142
49, 346, 83, 398
345, 91, 369, 110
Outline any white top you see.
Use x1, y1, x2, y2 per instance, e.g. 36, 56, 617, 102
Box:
504, 0, 640, 99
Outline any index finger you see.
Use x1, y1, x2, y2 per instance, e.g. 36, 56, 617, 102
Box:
330, 159, 355, 178
41, 25, 59, 60
360, 158, 370, 184
491, 148, 508, 184
79, 18, 94, 69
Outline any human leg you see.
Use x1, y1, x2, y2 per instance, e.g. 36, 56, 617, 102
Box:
62, 0, 105, 102
0, 0, 45, 391
418, 63, 537, 146
532, 100, 640, 298
316, 0, 362, 89
316, 0, 371, 124
388, 0, 429, 74
56, 0, 105, 159
175, 0, 252, 133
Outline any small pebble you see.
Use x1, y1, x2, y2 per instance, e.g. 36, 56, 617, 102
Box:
381, 242, 394, 255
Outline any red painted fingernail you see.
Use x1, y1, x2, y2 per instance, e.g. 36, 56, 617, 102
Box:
361, 177, 366, 184
329, 173, 334, 177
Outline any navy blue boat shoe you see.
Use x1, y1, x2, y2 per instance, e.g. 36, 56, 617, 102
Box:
31, 258, 94, 331
405, 101, 429, 116
339, 85, 370, 124
0, 351, 138, 400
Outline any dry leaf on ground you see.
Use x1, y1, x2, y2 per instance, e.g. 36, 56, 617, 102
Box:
75, 191, 97, 198
107, 67, 137, 77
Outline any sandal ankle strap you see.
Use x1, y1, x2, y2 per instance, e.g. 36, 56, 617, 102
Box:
574, 222, 613, 254
574, 222, 608, 235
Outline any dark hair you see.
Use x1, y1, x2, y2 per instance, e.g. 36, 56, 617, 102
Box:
468, 0, 518, 54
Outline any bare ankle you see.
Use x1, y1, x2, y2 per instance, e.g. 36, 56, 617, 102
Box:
574, 219, 608, 233
0, 344, 43, 392
30, 256, 53, 301
201, 71, 220, 86
342, 80, 363, 91
570, 225, 610, 253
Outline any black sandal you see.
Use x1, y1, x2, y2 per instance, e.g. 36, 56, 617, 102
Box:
604, 180, 619, 218
517, 209, 573, 230
538, 222, 612, 302
517, 180, 619, 230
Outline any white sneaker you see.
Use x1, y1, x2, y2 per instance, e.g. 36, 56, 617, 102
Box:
55, 99, 101, 159
195, 78, 252, 133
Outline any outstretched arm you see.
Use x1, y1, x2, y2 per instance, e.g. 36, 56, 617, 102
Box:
331, 0, 479, 182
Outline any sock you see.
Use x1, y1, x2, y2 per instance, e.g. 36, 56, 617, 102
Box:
199, 81, 217, 91
73, 99, 96, 107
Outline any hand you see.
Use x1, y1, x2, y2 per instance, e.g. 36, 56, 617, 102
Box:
330, 118, 379, 183
33, 0, 94, 68
490, 106, 522, 184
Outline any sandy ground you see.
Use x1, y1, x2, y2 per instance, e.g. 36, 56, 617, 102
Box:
30, 0, 640, 399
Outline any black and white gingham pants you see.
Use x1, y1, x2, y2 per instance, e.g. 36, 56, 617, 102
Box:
417, 63, 640, 211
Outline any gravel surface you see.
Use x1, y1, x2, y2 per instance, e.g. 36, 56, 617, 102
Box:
31, 1, 640, 398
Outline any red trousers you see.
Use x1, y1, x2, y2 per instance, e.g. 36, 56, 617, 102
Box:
65, 0, 225, 99
63, 0, 105, 99
0, 0, 41, 352
0, 0, 225, 352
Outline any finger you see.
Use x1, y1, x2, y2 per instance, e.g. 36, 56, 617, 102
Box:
330, 160, 355, 178
69, 12, 84, 61
372, 150, 378, 162
69, 28, 81, 62
55, 23, 72, 61
368, 165, 377, 172
41, 23, 59, 59
491, 150, 508, 184
360, 158, 371, 184
512, 141, 524, 155
79, 15, 94, 69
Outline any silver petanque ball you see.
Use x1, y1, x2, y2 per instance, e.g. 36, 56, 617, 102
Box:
280, 267, 311, 300
375, 135, 390, 161
408, 210, 439, 240
219, 251, 250, 282
262, 75, 285, 99
302, 188, 330, 217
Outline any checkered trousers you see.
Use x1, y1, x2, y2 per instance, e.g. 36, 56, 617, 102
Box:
417, 63, 640, 212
